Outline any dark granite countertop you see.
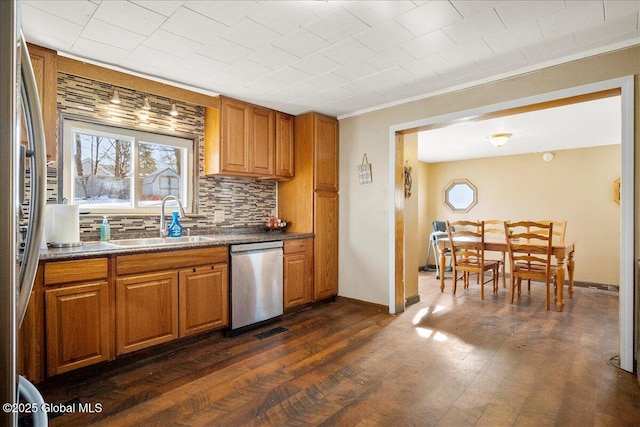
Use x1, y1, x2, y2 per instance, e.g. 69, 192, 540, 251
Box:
38, 231, 314, 261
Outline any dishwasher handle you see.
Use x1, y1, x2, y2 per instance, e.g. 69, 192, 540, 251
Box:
230, 240, 283, 253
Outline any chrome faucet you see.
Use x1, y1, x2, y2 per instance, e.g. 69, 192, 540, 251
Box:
160, 195, 186, 238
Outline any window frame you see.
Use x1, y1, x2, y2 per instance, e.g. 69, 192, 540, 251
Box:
61, 118, 196, 215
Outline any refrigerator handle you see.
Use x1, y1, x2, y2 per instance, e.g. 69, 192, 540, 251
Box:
17, 33, 46, 328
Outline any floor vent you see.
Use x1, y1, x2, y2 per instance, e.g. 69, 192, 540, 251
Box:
254, 326, 288, 340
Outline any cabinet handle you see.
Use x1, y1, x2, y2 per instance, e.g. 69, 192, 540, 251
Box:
193, 268, 196, 273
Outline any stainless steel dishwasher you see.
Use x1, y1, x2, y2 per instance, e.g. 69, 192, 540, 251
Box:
229, 240, 283, 333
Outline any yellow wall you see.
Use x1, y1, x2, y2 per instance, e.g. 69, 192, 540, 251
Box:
338, 45, 639, 307
422, 145, 620, 286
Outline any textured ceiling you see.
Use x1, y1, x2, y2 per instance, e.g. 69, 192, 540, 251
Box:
21, 0, 640, 119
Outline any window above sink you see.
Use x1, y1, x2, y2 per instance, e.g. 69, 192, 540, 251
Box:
60, 119, 195, 214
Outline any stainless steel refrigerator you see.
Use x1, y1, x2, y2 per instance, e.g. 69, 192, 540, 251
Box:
1, 1, 48, 425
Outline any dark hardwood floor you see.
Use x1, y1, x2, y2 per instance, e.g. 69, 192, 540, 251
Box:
32, 272, 639, 426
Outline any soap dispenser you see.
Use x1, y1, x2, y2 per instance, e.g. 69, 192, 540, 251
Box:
100, 215, 111, 241
167, 211, 183, 238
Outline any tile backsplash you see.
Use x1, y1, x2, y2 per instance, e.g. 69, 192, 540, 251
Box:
55, 73, 276, 240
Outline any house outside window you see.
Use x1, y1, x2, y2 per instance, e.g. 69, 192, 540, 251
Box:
62, 119, 194, 214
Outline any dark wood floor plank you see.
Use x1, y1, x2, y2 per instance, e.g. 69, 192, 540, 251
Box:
34, 272, 639, 427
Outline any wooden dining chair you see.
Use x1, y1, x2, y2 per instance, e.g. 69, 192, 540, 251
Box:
525, 220, 566, 290
504, 220, 557, 310
482, 219, 507, 289
446, 220, 500, 300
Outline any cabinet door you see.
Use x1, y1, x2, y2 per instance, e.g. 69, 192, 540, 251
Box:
179, 264, 228, 337
313, 114, 339, 192
249, 106, 275, 176
314, 192, 339, 300
221, 98, 250, 174
26, 44, 57, 160
283, 238, 313, 308
45, 281, 110, 376
275, 112, 294, 179
116, 271, 178, 355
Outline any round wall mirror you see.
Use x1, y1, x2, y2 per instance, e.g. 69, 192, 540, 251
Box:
443, 179, 477, 212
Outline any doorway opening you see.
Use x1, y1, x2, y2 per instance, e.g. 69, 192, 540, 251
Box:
389, 76, 634, 372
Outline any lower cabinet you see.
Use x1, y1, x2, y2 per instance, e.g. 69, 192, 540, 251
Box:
314, 191, 339, 300
283, 237, 313, 309
116, 271, 179, 355
45, 281, 110, 376
179, 264, 228, 337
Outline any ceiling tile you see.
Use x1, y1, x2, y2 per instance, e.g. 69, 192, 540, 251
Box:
398, 29, 456, 59
362, 47, 415, 70
266, 66, 312, 86
573, 14, 640, 46
23, 0, 97, 26
291, 53, 340, 75
474, 48, 527, 72
71, 38, 130, 64
449, 0, 498, 19
305, 72, 350, 90
183, 0, 259, 26
220, 18, 282, 50
520, 33, 577, 60
320, 38, 375, 65
246, 45, 300, 71
224, 58, 273, 81
402, 53, 451, 76
395, 1, 463, 37
142, 29, 203, 59
273, 28, 332, 58
127, 45, 183, 70
80, 18, 146, 50
247, 1, 318, 36
93, 0, 166, 36
493, 0, 566, 28
537, 1, 604, 38
131, 0, 184, 17
161, 6, 229, 42
196, 37, 253, 64
342, 1, 416, 26
305, 7, 370, 43
332, 60, 381, 81
443, 7, 505, 44
179, 54, 230, 76
439, 38, 494, 66
22, 5, 84, 49
604, 0, 640, 20
353, 20, 415, 53
483, 20, 544, 53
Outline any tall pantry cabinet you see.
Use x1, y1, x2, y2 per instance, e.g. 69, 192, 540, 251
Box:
278, 113, 339, 300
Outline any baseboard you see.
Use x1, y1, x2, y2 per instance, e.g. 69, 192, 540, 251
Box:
335, 296, 389, 313
405, 294, 420, 306
571, 280, 619, 292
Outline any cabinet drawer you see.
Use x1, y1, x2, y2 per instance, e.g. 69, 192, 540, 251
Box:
284, 238, 309, 254
116, 246, 228, 276
44, 258, 108, 286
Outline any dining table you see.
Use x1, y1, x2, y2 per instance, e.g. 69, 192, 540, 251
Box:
437, 237, 576, 312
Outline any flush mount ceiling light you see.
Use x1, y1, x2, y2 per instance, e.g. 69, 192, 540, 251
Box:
488, 132, 511, 147
110, 89, 121, 104
142, 96, 151, 110
169, 102, 178, 117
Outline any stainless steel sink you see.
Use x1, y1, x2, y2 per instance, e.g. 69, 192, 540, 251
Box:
108, 236, 215, 247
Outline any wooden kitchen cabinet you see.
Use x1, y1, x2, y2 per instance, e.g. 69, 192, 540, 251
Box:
116, 271, 179, 355
22, 44, 57, 160
314, 192, 339, 300
45, 281, 110, 376
204, 97, 292, 179
179, 263, 228, 337
279, 112, 339, 300
42, 257, 111, 377
275, 112, 294, 179
18, 265, 45, 383
283, 238, 313, 309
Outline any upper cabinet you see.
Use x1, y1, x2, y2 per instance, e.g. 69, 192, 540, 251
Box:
204, 97, 293, 180
22, 44, 57, 160
313, 114, 339, 192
